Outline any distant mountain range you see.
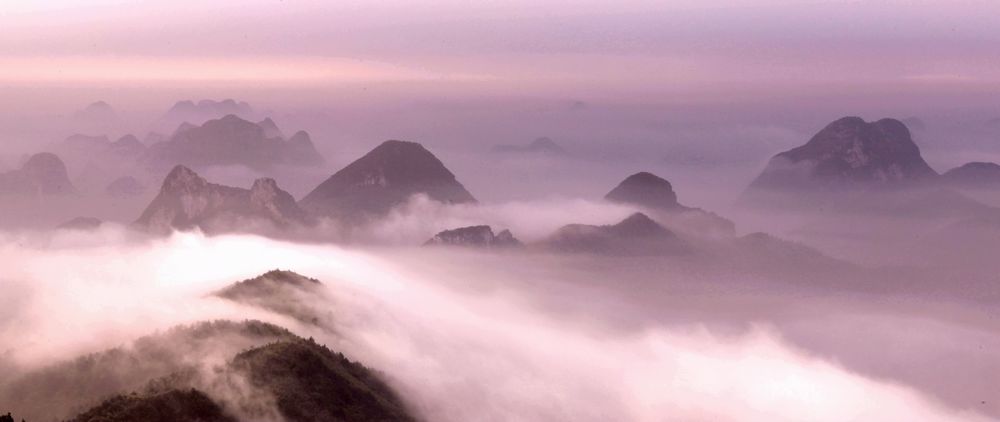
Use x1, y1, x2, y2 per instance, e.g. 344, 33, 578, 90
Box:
492, 137, 567, 156
145, 114, 324, 170
154, 99, 255, 131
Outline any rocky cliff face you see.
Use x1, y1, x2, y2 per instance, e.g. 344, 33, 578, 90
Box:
747, 117, 938, 192
133, 165, 312, 234
424, 225, 522, 248
300, 140, 476, 221
0, 153, 75, 196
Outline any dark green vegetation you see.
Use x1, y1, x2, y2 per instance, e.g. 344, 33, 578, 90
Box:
0, 320, 295, 422
2, 269, 418, 421
69, 389, 235, 422
231, 339, 416, 422
215, 270, 328, 325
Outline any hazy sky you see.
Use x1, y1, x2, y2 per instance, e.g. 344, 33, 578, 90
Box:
4, 0, 1000, 97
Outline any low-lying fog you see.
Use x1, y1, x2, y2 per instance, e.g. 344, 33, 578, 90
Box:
1, 226, 997, 421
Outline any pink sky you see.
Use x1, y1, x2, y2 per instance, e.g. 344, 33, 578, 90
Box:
3, 0, 999, 93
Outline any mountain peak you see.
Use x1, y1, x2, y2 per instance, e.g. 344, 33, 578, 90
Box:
0, 153, 75, 196
942, 161, 1000, 187
747, 116, 937, 193
161, 165, 208, 194
605, 171, 681, 210
300, 140, 475, 221
136, 167, 311, 234
607, 212, 671, 237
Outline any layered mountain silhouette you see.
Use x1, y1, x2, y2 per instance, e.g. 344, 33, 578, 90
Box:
61, 133, 148, 158
72, 101, 121, 134
424, 225, 522, 248
300, 140, 476, 221
747, 117, 937, 193
0, 153, 75, 196
941, 162, 1000, 188
605, 172, 735, 236
73, 101, 117, 122
492, 137, 567, 156
144, 115, 324, 169
540, 212, 688, 255
106, 176, 146, 198
155, 99, 254, 130
133, 165, 312, 234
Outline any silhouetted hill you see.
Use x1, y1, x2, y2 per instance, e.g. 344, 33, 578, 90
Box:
605, 172, 735, 236
747, 117, 937, 193
0, 153, 75, 196
300, 140, 475, 221
606, 172, 682, 210
941, 162, 1000, 188
540, 212, 688, 255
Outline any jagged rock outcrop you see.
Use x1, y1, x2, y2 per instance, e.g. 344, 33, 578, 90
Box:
746, 117, 938, 193
540, 212, 688, 255
300, 140, 476, 221
492, 137, 567, 156
0, 153, 75, 196
106, 176, 145, 198
605, 172, 735, 237
424, 225, 522, 248
144, 115, 324, 169
941, 162, 1000, 188
133, 165, 312, 234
